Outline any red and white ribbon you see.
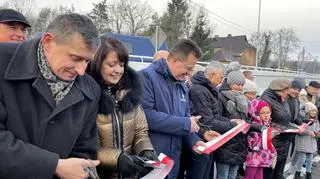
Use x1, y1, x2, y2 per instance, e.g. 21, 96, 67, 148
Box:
262, 127, 274, 150
281, 121, 312, 134
197, 121, 251, 155
141, 153, 174, 179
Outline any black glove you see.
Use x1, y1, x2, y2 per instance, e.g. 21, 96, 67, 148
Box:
139, 150, 159, 161
118, 153, 152, 177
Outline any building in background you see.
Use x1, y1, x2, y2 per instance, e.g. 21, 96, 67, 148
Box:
211, 34, 256, 66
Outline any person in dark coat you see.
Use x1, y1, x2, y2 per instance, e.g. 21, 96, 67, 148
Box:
261, 79, 294, 179
0, 14, 101, 179
216, 69, 248, 179
187, 61, 240, 179
287, 80, 309, 158
139, 39, 206, 179
288, 80, 306, 125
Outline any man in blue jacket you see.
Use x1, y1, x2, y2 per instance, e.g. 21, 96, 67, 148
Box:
140, 39, 206, 178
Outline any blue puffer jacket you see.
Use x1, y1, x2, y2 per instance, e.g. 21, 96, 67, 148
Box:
139, 59, 199, 179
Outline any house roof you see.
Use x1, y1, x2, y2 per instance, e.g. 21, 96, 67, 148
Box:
212, 35, 255, 55
213, 49, 238, 62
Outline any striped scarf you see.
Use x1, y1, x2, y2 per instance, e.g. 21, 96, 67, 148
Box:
37, 42, 74, 105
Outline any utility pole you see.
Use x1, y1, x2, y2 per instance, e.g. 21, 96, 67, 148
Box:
256, 0, 262, 69
155, 25, 159, 52
301, 47, 305, 70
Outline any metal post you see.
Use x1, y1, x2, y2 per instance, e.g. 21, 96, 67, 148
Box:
155, 25, 159, 52
256, 0, 261, 69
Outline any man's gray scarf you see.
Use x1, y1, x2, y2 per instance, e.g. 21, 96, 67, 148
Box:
37, 42, 74, 104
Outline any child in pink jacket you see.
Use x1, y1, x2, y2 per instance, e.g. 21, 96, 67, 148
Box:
245, 99, 277, 179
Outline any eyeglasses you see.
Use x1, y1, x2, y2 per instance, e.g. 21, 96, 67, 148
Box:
173, 57, 195, 72
259, 111, 271, 115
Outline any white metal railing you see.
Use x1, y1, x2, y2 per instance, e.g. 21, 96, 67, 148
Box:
129, 54, 153, 63
197, 61, 319, 76
129, 55, 319, 76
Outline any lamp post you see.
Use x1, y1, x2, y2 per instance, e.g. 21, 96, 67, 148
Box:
256, 0, 261, 69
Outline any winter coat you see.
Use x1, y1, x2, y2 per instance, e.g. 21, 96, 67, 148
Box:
188, 71, 237, 137
214, 83, 248, 165
261, 88, 293, 161
96, 68, 154, 179
295, 118, 320, 153
139, 59, 200, 179
287, 96, 305, 125
245, 115, 277, 168
0, 38, 100, 178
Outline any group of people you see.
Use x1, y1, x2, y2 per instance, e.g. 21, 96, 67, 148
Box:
1, 8, 320, 179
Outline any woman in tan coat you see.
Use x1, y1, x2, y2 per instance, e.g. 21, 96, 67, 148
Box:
88, 37, 157, 179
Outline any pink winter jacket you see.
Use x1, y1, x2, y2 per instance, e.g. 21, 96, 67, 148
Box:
245, 131, 277, 167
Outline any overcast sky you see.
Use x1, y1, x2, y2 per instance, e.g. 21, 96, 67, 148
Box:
2, 0, 320, 57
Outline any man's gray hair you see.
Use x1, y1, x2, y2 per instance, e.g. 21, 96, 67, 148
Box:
204, 61, 225, 77
46, 13, 99, 50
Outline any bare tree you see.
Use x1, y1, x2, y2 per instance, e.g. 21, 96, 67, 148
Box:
108, 0, 126, 33
250, 31, 273, 67
30, 5, 75, 35
0, 1, 10, 9
121, 0, 152, 35
272, 27, 300, 69
5, 0, 35, 18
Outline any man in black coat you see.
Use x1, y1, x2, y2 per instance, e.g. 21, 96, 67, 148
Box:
0, 14, 100, 179
261, 79, 293, 179
186, 61, 241, 179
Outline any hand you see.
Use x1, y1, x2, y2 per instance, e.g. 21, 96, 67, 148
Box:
315, 131, 320, 137
231, 119, 243, 125
118, 153, 152, 178
55, 158, 100, 179
190, 116, 201, 133
297, 124, 307, 133
203, 130, 221, 141
192, 141, 207, 154
309, 131, 316, 137
139, 150, 159, 161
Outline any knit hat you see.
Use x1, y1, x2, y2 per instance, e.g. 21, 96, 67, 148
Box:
304, 102, 318, 113
249, 99, 271, 125
269, 79, 291, 91
243, 79, 258, 93
227, 70, 246, 85
225, 62, 241, 77
291, 80, 304, 90
309, 81, 320, 89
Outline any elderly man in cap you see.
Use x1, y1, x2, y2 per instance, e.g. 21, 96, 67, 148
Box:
261, 79, 294, 179
299, 81, 320, 106
0, 9, 30, 42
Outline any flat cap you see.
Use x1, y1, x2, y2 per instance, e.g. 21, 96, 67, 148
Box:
0, 9, 30, 27
270, 79, 291, 91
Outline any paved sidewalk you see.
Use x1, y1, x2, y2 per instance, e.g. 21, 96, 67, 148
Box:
285, 155, 320, 179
